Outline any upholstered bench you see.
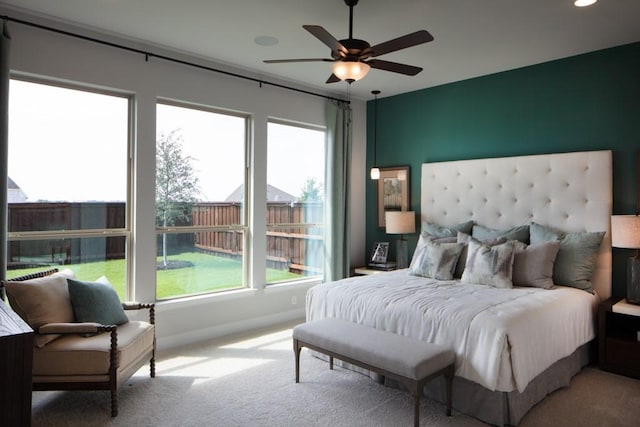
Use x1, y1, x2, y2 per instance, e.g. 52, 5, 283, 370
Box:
293, 318, 455, 427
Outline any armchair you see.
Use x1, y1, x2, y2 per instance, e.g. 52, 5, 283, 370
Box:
1, 268, 156, 417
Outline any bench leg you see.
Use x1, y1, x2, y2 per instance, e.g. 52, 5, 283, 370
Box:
294, 339, 301, 383
413, 394, 420, 427
445, 364, 454, 416
329, 355, 333, 370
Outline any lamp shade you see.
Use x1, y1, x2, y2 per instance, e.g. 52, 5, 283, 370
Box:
611, 215, 640, 249
385, 211, 416, 235
333, 61, 370, 82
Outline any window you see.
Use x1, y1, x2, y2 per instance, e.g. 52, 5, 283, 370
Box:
155, 101, 247, 299
7, 79, 130, 298
266, 121, 325, 285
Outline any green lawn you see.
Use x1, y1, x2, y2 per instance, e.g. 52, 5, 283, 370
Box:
7, 252, 304, 300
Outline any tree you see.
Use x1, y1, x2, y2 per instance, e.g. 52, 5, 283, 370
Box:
299, 177, 323, 202
156, 129, 200, 267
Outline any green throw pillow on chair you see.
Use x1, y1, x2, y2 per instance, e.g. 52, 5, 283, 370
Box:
67, 278, 129, 325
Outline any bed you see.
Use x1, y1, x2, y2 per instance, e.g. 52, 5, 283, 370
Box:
306, 150, 612, 426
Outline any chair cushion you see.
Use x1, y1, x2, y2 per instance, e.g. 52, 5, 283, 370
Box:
4, 269, 76, 347
33, 321, 155, 377
67, 278, 129, 326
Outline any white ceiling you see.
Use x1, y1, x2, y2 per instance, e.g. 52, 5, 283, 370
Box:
1, 0, 640, 101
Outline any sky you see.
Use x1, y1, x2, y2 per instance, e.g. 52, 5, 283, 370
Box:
8, 80, 325, 203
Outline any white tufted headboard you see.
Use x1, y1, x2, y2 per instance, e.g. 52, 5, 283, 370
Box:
421, 150, 612, 299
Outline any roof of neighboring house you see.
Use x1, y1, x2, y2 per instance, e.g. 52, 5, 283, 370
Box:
7, 176, 20, 189
7, 177, 29, 202
225, 184, 296, 203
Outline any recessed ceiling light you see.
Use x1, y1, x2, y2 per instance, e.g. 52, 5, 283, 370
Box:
574, 0, 597, 7
254, 36, 279, 47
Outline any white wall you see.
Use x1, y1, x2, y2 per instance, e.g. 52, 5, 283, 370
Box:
3, 8, 367, 349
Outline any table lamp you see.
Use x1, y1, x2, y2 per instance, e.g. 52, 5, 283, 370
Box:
385, 211, 415, 269
611, 215, 640, 304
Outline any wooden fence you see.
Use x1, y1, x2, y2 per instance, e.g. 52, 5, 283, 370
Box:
7, 203, 126, 267
8, 202, 324, 273
192, 202, 323, 273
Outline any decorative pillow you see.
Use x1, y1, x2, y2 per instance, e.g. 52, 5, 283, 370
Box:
461, 237, 516, 289
421, 220, 474, 238
472, 224, 530, 244
409, 235, 464, 280
529, 222, 605, 292
512, 241, 560, 289
455, 232, 507, 278
67, 278, 129, 326
410, 235, 455, 267
4, 269, 76, 348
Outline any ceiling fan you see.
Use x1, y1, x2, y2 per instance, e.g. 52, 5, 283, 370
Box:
263, 0, 434, 84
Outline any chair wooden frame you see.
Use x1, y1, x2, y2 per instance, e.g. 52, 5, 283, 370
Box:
1, 268, 156, 417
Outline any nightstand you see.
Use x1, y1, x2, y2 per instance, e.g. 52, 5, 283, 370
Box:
598, 297, 640, 379
353, 267, 395, 276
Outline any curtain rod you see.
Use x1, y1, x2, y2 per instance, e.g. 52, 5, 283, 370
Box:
1, 14, 349, 104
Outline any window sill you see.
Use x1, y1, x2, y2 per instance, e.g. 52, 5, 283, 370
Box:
156, 287, 258, 311
264, 277, 322, 294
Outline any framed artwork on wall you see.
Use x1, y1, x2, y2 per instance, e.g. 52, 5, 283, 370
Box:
377, 166, 410, 229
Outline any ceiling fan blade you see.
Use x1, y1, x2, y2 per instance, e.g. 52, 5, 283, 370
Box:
370, 30, 434, 58
303, 25, 348, 55
264, 58, 334, 64
326, 74, 341, 84
367, 59, 423, 76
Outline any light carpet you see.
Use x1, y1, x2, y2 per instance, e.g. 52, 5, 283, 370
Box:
31, 321, 640, 426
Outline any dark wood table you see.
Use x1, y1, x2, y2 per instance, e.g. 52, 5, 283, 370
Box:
598, 297, 640, 379
0, 301, 34, 426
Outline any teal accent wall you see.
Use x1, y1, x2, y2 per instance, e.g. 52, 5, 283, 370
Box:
366, 42, 640, 297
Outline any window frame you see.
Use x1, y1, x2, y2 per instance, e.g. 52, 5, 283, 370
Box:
6, 75, 134, 297
154, 99, 250, 299
265, 118, 326, 286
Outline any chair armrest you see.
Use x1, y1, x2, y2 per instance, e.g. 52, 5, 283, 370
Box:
122, 301, 155, 325
39, 322, 116, 335
122, 301, 154, 310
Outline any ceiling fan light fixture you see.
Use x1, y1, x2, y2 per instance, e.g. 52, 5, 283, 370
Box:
574, 0, 597, 6
332, 60, 370, 83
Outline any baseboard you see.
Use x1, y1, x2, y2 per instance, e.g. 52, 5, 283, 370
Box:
157, 307, 306, 351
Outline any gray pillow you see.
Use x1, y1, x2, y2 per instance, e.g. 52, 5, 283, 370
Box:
67, 278, 129, 325
461, 237, 516, 289
409, 235, 464, 280
421, 220, 474, 238
472, 224, 530, 244
529, 222, 604, 293
512, 241, 560, 289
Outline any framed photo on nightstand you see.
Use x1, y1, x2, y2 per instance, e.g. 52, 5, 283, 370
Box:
370, 242, 389, 264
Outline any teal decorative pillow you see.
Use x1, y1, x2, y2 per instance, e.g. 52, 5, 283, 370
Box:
67, 278, 129, 325
409, 235, 464, 280
529, 222, 604, 293
421, 220, 474, 238
472, 224, 530, 244
461, 237, 516, 289
512, 241, 560, 289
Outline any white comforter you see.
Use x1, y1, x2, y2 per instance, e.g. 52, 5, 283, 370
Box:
306, 269, 597, 393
